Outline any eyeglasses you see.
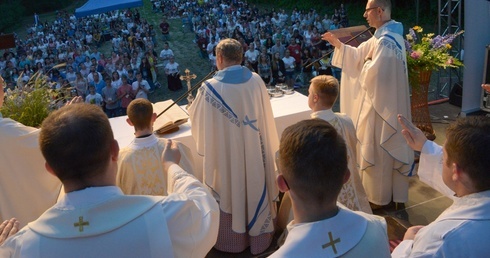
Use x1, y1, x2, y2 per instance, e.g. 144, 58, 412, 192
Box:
365, 6, 383, 12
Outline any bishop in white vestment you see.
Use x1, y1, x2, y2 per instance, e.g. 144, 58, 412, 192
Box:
189, 39, 279, 254
323, 2, 414, 205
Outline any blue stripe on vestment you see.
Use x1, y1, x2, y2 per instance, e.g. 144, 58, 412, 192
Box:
384, 34, 402, 50
204, 81, 238, 119
247, 183, 267, 230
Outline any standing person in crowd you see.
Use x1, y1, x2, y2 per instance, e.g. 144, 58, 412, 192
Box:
164, 56, 182, 91
0, 103, 219, 258
102, 77, 119, 118
271, 52, 286, 86
146, 50, 158, 86
393, 115, 490, 257
300, 48, 314, 85
322, 0, 413, 207
139, 56, 155, 93
282, 50, 296, 89
160, 17, 170, 41
132, 71, 151, 100
287, 38, 302, 74
85, 84, 103, 107
257, 54, 272, 85
159, 42, 174, 68
244, 42, 260, 72
117, 74, 135, 116
74, 71, 88, 99
270, 119, 390, 258
116, 98, 195, 196
90, 72, 106, 95
189, 38, 279, 255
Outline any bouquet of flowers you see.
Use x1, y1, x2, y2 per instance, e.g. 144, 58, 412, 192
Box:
405, 26, 464, 74
0, 66, 66, 127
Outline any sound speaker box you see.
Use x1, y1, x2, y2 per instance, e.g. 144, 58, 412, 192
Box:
0, 34, 15, 50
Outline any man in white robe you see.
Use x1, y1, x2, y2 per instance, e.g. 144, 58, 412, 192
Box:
0, 104, 219, 258
0, 76, 61, 227
116, 98, 195, 196
322, 0, 414, 206
189, 38, 279, 255
392, 115, 490, 257
270, 119, 390, 258
308, 75, 371, 213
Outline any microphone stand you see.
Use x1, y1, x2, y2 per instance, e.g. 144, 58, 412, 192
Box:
156, 70, 216, 118
305, 26, 373, 69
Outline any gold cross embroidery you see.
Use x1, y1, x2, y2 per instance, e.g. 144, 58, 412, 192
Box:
322, 231, 341, 254
74, 216, 89, 232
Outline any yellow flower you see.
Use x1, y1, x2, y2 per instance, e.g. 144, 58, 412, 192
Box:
446, 44, 452, 49
413, 26, 423, 33
406, 34, 413, 41
427, 33, 435, 38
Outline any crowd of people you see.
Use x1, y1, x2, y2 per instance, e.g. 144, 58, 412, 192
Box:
0, 0, 348, 106
187, 0, 348, 87
2, 0, 490, 257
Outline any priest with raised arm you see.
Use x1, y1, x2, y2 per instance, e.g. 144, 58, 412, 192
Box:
322, 0, 414, 207
189, 38, 280, 255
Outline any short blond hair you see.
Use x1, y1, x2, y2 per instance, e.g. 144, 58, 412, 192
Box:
310, 75, 339, 108
127, 98, 153, 131
216, 38, 243, 64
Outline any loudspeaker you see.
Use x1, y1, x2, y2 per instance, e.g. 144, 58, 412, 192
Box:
449, 81, 463, 107
0, 34, 15, 50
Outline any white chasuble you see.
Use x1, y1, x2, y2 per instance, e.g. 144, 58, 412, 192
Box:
189, 65, 279, 236
331, 20, 414, 205
0, 115, 61, 227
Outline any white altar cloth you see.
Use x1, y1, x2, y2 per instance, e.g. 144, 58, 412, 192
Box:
109, 92, 311, 181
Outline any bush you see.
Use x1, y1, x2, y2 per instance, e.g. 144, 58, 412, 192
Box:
0, 2, 25, 32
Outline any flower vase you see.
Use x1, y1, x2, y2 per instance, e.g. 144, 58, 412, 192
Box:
409, 69, 436, 141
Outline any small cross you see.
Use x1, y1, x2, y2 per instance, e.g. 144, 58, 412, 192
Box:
74, 216, 89, 232
322, 231, 341, 254
180, 69, 197, 107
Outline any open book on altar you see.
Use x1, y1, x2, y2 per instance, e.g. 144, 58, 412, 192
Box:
152, 100, 189, 134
